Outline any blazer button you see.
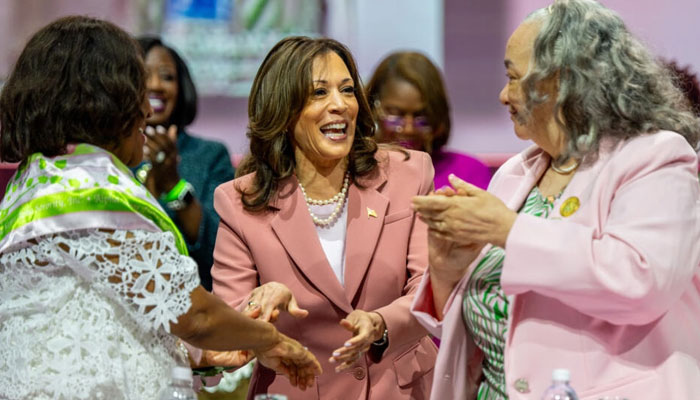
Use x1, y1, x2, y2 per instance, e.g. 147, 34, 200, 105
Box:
352, 367, 366, 380
514, 378, 530, 393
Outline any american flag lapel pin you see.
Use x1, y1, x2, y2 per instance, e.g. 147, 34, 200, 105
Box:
367, 207, 377, 218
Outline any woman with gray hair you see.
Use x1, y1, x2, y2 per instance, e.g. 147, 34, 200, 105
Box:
410, 0, 700, 399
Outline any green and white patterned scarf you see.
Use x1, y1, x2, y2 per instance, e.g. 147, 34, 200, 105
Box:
0, 143, 187, 255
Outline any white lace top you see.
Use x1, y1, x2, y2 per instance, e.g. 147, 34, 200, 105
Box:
0, 228, 200, 400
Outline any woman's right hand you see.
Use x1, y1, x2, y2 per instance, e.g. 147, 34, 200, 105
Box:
428, 228, 484, 286
254, 333, 322, 390
245, 282, 309, 323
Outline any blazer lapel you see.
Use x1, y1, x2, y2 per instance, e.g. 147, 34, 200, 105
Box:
343, 167, 389, 305
494, 146, 550, 212
270, 177, 352, 313
498, 147, 551, 346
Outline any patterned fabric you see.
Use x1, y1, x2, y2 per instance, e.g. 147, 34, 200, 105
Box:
132, 129, 235, 290
0, 145, 200, 399
464, 186, 556, 400
0, 143, 187, 254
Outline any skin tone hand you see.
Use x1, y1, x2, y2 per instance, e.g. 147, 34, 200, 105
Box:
412, 174, 518, 248
329, 310, 385, 372
197, 307, 262, 368
142, 124, 202, 243
427, 228, 485, 320
245, 282, 309, 323
143, 124, 180, 195
194, 307, 321, 389
254, 332, 323, 390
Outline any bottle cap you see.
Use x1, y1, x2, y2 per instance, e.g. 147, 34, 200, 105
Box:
172, 366, 193, 382
552, 368, 570, 382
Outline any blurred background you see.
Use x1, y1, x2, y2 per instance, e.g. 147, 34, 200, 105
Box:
1, 0, 698, 157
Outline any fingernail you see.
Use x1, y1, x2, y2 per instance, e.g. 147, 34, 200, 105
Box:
145, 126, 155, 136
156, 125, 166, 134
344, 342, 352, 347
332, 351, 341, 357
329, 358, 336, 364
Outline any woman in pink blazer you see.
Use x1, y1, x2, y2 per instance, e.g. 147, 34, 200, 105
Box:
211, 37, 437, 399
411, 1, 700, 399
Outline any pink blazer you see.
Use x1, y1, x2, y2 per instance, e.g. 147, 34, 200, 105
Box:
212, 149, 438, 400
412, 131, 700, 399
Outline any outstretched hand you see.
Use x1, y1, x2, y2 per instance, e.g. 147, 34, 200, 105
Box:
254, 333, 322, 391
198, 306, 261, 368
413, 174, 517, 248
329, 310, 385, 372
244, 281, 309, 323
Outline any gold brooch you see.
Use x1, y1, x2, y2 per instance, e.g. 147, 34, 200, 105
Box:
367, 207, 377, 218
560, 196, 580, 217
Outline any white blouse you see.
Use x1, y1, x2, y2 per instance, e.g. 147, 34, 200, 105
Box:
310, 202, 348, 286
0, 228, 199, 400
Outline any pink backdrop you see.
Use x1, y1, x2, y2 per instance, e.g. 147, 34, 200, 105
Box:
1, 0, 698, 158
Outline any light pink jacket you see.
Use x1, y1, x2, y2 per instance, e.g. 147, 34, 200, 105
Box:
212, 149, 437, 400
412, 131, 700, 399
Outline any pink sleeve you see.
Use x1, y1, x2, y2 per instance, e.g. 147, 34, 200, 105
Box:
211, 185, 257, 310
374, 151, 435, 353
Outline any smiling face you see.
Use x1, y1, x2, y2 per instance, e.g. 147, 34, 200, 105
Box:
144, 46, 178, 126
499, 21, 563, 152
377, 79, 432, 150
499, 21, 540, 142
292, 51, 359, 169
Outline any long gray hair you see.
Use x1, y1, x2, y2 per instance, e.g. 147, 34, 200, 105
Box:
523, 0, 700, 164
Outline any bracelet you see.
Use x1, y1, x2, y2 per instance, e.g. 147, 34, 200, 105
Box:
163, 179, 189, 202
162, 179, 195, 211
373, 329, 388, 347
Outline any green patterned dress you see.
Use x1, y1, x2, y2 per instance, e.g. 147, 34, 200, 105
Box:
463, 186, 557, 399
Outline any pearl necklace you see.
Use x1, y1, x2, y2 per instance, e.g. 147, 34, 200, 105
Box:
550, 159, 580, 174
299, 172, 350, 226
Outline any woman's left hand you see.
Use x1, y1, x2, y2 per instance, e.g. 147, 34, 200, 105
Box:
329, 310, 385, 372
412, 174, 518, 248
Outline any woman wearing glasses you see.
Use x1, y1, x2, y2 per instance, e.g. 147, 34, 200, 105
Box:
366, 52, 492, 190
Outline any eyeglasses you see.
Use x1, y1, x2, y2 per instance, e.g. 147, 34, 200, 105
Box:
380, 114, 433, 134
373, 99, 433, 134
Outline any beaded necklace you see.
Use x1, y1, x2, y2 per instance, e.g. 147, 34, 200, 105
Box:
298, 172, 350, 226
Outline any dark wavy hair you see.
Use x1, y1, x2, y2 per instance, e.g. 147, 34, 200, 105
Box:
522, 0, 700, 165
236, 36, 378, 211
0, 16, 146, 162
137, 36, 198, 128
366, 51, 451, 154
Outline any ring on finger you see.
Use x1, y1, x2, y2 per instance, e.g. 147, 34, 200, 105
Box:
155, 151, 166, 164
247, 300, 258, 308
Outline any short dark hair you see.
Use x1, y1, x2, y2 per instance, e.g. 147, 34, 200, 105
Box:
137, 36, 198, 128
0, 16, 146, 162
237, 36, 378, 211
366, 52, 451, 154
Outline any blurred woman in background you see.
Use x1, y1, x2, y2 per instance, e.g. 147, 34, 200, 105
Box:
367, 51, 492, 190
134, 36, 236, 291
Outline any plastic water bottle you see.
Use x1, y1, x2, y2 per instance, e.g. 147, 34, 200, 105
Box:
159, 366, 197, 400
541, 369, 579, 400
